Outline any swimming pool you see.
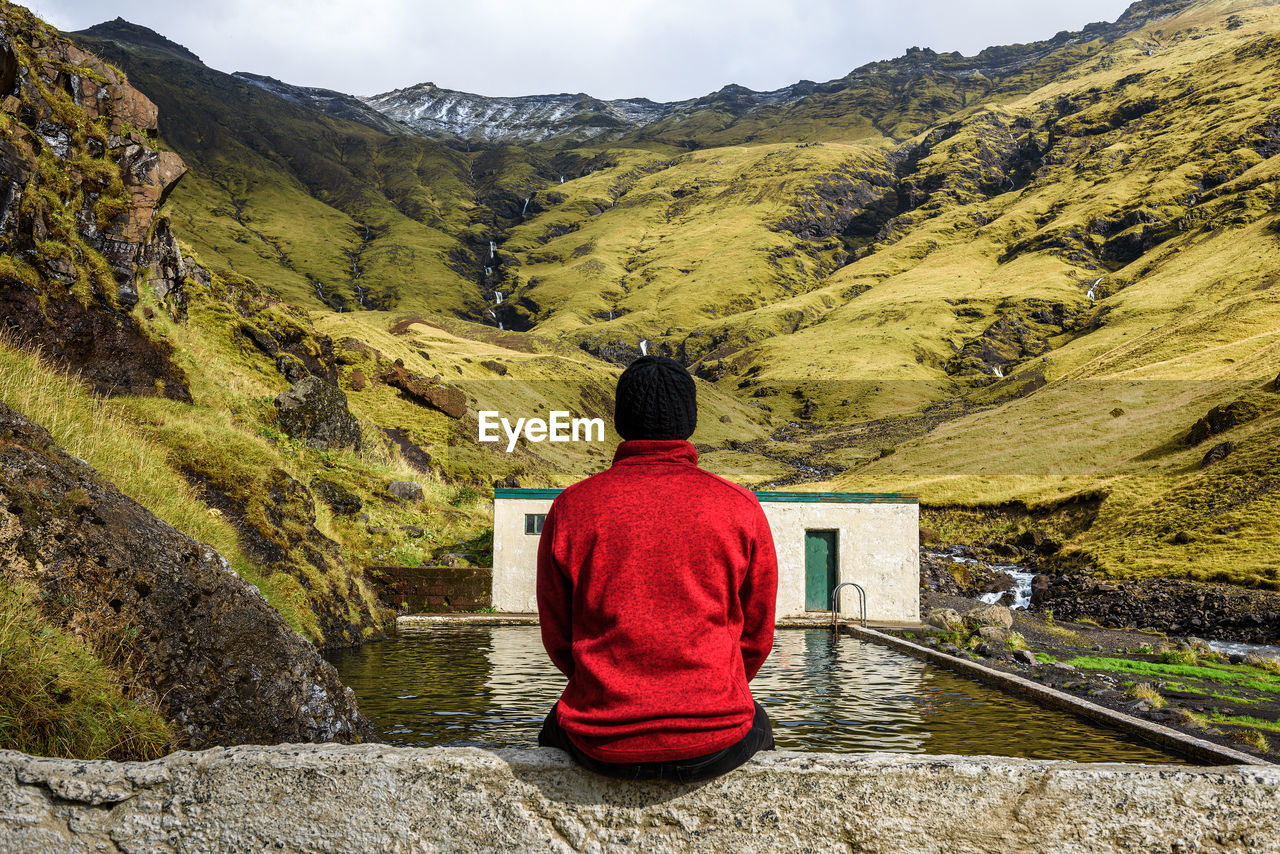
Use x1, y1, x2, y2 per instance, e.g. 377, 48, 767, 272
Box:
325, 626, 1190, 764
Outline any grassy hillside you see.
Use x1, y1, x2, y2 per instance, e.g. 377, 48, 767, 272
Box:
71, 21, 483, 315
32, 0, 1280, 593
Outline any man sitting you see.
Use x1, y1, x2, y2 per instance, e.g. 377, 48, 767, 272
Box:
536, 355, 778, 782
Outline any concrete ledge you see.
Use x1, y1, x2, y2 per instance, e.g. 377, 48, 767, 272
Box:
846, 625, 1272, 767
2, 745, 1278, 853
399, 612, 539, 628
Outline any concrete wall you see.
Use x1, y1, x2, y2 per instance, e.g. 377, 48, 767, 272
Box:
766, 501, 919, 623
3, 745, 1277, 853
492, 495, 553, 612
492, 494, 919, 622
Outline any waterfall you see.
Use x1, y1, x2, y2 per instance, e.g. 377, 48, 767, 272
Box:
639, 339, 648, 356
485, 267, 492, 276
495, 291, 503, 304
521, 198, 530, 216
498, 321, 504, 330
559, 175, 564, 184
608, 311, 613, 321
993, 365, 1004, 378
489, 241, 497, 259
488, 309, 497, 319
1088, 277, 1102, 301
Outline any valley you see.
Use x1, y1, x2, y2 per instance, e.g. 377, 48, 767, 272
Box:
2, 0, 1280, 759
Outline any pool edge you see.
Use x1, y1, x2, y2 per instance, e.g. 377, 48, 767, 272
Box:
844, 624, 1272, 767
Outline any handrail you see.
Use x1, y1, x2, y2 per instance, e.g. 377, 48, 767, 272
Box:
830, 582, 867, 629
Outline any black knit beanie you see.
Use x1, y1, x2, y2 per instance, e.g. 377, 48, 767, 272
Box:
615, 355, 697, 441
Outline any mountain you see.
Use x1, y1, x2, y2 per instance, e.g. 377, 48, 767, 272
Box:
360, 82, 674, 144
358, 80, 828, 145
237, 72, 415, 136
71, 18, 483, 315
7, 2, 1278, 609
356, 0, 1195, 148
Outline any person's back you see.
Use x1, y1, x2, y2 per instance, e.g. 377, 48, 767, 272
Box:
537, 356, 778, 781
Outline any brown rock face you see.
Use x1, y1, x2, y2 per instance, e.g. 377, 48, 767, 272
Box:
0, 287, 192, 401
0, 11, 190, 398
0, 401, 373, 748
380, 360, 467, 419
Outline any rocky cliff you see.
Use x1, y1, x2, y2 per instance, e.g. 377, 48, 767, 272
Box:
0, 399, 372, 747
0, 2, 190, 399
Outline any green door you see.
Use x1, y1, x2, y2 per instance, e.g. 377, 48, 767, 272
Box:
805, 530, 838, 611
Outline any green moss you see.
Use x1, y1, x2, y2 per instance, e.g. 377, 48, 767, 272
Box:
1207, 713, 1280, 734
1066, 656, 1280, 694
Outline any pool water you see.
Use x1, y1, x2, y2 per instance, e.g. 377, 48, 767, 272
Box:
325, 626, 1190, 764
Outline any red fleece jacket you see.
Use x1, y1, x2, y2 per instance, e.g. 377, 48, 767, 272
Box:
537, 440, 778, 763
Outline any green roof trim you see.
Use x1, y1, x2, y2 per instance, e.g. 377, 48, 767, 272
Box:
495, 488, 918, 504
754, 491, 919, 505
495, 489, 564, 500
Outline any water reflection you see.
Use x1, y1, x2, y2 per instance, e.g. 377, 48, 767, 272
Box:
325, 627, 1189, 764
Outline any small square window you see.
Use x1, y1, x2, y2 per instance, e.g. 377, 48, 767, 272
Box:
525, 514, 546, 535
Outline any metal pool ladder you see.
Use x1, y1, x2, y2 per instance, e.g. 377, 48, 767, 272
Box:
830, 582, 867, 629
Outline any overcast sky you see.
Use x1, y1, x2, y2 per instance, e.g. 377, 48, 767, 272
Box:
33, 0, 1136, 101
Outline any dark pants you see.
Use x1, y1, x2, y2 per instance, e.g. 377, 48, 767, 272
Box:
538, 701, 775, 784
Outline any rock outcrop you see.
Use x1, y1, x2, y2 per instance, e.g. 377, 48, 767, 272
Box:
964, 603, 1014, 630
387, 480, 424, 502
0, 6, 191, 399
1, 745, 1277, 853
0, 400, 372, 748
1186, 399, 1263, 445
1040, 573, 1280, 645
379, 359, 467, 418
310, 477, 363, 515
274, 375, 362, 451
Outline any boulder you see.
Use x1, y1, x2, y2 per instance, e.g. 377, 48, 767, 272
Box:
1201, 441, 1235, 468
274, 376, 362, 452
924, 608, 963, 631
964, 604, 1014, 630
0, 401, 371, 748
978, 625, 1011, 643
1186, 400, 1261, 445
388, 480, 424, 502
1013, 649, 1038, 666
310, 478, 363, 516
380, 360, 466, 419
1030, 574, 1052, 607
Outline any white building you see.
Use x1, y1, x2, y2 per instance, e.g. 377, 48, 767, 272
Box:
492, 488, 919, 625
